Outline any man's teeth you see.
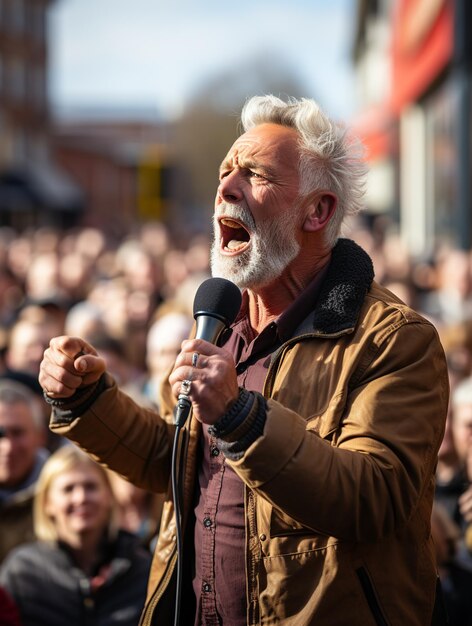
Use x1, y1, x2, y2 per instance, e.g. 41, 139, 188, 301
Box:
227, 240, 244, 250
221, 218, 241, 228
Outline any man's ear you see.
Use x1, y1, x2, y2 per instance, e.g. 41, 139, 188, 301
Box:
302, 193, 337, 232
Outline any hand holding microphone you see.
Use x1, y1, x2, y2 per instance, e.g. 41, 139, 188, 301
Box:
170, 277, 242, 426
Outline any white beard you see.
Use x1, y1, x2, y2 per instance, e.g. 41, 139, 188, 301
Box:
210, 203, 301, 289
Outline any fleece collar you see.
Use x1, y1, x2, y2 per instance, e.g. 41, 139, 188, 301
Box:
298, 238, 375, 337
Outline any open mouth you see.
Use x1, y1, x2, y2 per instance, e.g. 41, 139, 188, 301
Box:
219, 217, 251, 254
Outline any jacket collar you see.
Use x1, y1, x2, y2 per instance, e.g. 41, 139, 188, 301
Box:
296, 238, 375, 337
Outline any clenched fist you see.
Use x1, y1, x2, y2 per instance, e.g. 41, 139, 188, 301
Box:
39, 336, 106, 398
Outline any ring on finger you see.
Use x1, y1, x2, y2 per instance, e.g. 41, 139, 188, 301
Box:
180, 379, 192, 395
191, 352, 199, 368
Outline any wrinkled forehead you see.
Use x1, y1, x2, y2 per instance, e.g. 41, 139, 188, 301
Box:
223, 123, 301, 169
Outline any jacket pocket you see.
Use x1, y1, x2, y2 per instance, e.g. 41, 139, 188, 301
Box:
356, 566, 389, 626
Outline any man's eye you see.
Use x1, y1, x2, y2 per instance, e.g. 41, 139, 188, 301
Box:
249, 171, 263, 179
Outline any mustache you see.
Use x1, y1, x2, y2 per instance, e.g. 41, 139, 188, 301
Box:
215, 202, 256, 232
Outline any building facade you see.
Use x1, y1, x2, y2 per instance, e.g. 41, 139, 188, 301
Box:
352, 0, 471, 257
0, 0, 82, 230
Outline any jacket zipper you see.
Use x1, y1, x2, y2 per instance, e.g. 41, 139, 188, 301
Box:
246, 489, 260, 626
139, 549, 178, 626
356, 566, 389, 626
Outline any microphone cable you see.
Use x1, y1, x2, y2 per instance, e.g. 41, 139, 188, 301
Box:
172, 394, 192, 626
170, 277, 242, 625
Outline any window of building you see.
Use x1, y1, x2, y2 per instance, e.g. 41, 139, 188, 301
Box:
31, 2, 45, 41
425, 79, 458, 246
10, 0, 25, 33
12, 127, 27, 161
7, 57, 27, 102
31, 64, 46, 109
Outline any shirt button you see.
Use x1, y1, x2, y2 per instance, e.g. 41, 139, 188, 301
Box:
203, 517, 212, 528
210, 446, 220, 457
259, 534, 266, 541
202, 582, 212, 593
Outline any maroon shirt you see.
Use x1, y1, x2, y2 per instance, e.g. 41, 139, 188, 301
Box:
192, 267, 328, 626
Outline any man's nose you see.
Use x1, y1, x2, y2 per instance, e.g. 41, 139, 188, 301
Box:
217, 171, 243, 204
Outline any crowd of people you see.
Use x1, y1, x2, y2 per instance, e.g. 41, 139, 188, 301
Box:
0, 222, 465, 622
0, 159, 471, 622
0, 222, 203, 624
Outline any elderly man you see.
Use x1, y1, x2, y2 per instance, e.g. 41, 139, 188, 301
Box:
39, 96, 448, 625
0, 379, 49, 563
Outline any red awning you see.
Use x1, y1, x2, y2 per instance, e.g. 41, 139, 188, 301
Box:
390, 0, 454, 113
351, 104, 395, 162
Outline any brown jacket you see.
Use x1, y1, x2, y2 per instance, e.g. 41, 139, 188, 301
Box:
50, 239, 449, 625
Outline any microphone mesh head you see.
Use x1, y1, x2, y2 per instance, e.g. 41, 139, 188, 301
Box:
193, 278, 242, 325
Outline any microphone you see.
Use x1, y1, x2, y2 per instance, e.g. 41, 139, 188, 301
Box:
193, 277, 242, 343
174, 277, 242, 427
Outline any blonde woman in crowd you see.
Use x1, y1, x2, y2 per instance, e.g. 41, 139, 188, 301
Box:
0, 445, 151, 626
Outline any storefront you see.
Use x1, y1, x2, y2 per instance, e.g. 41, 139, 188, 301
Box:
354, 0, 471, 256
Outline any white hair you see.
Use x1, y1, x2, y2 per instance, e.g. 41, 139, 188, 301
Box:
240, 95, 367, 247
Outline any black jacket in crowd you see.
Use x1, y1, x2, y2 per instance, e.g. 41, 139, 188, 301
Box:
0, 530, 151, 626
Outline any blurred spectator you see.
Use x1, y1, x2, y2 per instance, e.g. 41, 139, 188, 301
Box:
142, 309, 193, 406
73, 227, 108, 263
184, 234, 211, 275
87, 277, 130, 341
107, 471, 164, 551
383, 278, 417, 309
453, 379, 472, 545
172, 270, 211, 318
139, 221, 170, 260
64, 301, 107, 342
6, 235, 33, 287
115, 238, 162, 297
2, 305, 66, 454
436, 401, 465, 524
57, 252, 95, 305
0, 265, 23, 327
421, 248, 472, 326
440, 320, 472, 383
432, 501, 472, 626
23, 253, 62, 304
381, 231, 413, 284
17, 301, 66, 345
2, 313, 58, 441
161, 249, 190, 300
4, 316, 52, 380
0, 380, 49, 563
89, 332, 146, 396
0, 445, 151, 626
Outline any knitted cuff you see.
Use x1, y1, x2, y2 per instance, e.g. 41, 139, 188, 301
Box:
210, 391, 268, 461
46, 374, 109, 424
207, 388, 254, 439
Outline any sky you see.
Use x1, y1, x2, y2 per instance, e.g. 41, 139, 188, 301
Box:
49, 0, 358, 122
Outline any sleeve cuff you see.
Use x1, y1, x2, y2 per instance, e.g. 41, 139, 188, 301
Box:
46, 374, 110, 424
208, 389, 267, 460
